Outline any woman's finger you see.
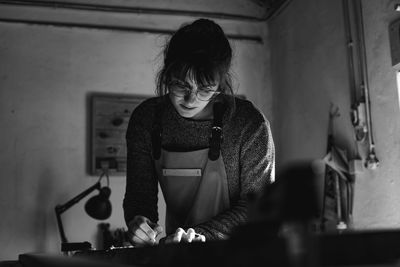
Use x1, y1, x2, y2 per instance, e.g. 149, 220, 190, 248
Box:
148, 222, 164, 238
131, 235, 147, 246
193, 233, 206, 242
133, 227, 153, 243
138, 220, 157, 241
185, 228, 196, 242
173, 228, 185, 243
128, 216, 153, 242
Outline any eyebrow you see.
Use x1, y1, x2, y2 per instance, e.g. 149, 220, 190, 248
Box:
201, 83, 217, 88
172, 79, 217, 89
171, 79, 189, 86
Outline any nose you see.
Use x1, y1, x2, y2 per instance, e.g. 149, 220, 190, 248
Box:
184, 90, 197, 104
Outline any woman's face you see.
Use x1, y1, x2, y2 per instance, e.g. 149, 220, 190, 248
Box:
168, 77, 219, 120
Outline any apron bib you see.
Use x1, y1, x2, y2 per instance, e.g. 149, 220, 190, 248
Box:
155, 147, 230, 235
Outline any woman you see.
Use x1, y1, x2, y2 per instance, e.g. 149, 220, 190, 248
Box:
123, 18, 275, 246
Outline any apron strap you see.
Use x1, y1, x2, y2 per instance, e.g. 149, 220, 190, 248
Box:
208, 102, 226, 161
152, 101, 164, 160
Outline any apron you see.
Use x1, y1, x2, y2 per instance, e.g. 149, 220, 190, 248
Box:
152, 101, 230, 235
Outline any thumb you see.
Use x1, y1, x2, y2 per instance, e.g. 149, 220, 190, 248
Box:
154, 224, 163, 235
148, 221, 163, 235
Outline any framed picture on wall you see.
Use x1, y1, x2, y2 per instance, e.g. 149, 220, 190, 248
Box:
90, 93, 149, 175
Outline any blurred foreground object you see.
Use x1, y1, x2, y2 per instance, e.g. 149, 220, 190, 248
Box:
245, 161, 319, 230
235, 161, 320, 267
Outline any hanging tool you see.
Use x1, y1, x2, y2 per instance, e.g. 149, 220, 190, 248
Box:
343, 0, 379, 169
353, 0, 379, 169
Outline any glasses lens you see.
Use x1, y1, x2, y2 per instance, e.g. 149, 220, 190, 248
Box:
197, 90, 217, 101
168, 82, 219, 101
169, 83, 187, 97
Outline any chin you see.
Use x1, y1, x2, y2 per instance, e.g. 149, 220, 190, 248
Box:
177, 108, 198, 118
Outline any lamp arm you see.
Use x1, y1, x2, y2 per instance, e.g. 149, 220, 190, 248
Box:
55, 206, 68, 243
55, 182, 101, 244
56, 182, 101, 214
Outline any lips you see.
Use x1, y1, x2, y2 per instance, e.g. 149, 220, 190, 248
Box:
180, 104, 196, 110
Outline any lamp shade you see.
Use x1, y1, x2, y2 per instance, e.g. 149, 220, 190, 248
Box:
84, 187, 112, 220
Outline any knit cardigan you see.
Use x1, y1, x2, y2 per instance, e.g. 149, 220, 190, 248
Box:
123, 95, 275, 240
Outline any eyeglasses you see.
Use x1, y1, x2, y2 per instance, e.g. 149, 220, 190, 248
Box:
168, 81, 220, 101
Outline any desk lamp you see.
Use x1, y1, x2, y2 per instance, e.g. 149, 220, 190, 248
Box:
55, 170, 112, 253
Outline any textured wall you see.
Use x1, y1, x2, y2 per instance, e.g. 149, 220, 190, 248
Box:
0, 2, 271, 260
270, 0, 400, 230
352, 0, 400, 229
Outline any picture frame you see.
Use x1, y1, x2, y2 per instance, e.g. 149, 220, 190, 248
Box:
90, 93, 149, 175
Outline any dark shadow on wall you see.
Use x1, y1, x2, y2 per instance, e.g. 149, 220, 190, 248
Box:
33, 167, 56, 252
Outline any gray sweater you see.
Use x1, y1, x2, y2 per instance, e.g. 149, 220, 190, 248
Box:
123, 95, 275, 240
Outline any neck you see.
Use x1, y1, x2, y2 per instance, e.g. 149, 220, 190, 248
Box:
192, 102, 214, 120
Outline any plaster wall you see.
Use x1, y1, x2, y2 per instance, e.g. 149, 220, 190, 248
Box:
0, 2, 272, 260
270, 0, 400, 229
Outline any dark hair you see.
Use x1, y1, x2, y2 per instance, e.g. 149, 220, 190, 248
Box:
156, 18, 235, 109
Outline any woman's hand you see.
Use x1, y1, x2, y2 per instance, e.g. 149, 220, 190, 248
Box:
163, 228, 206, 244
127, 215, 163, 246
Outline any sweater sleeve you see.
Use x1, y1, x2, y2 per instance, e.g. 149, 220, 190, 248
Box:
123, 101, 159, 226
193, 104, 275, 240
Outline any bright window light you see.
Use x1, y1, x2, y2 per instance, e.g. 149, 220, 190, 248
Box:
397, 71, 400, 111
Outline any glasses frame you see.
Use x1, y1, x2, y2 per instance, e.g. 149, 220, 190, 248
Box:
168, 82, 220, 102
